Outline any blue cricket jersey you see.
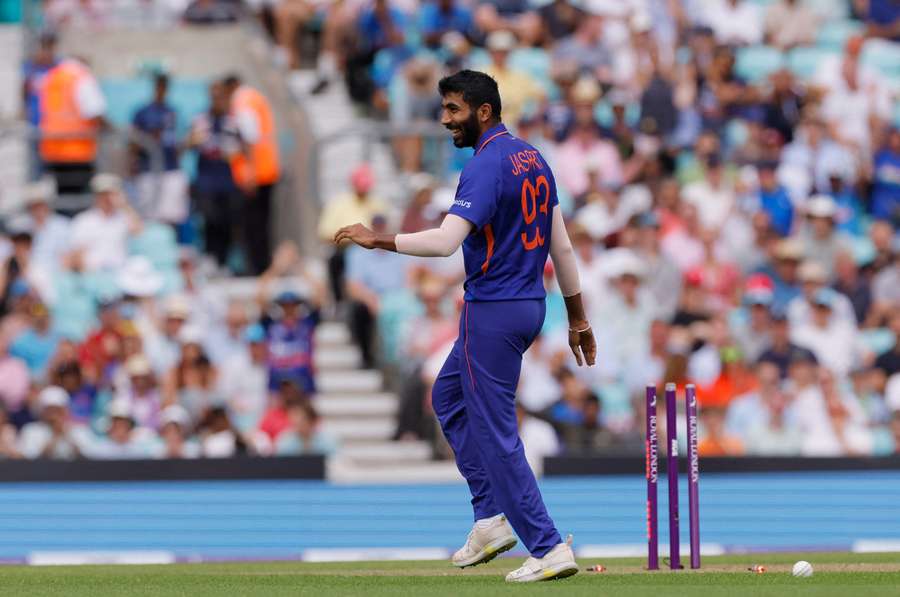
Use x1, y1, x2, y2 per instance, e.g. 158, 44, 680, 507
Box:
449, 124, 559, 302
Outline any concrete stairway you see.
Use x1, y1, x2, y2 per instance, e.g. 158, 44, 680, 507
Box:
0, 25, 27, 215
313, 321, 462, 484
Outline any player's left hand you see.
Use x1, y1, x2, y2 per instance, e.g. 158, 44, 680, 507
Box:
334, 223, 376, 249
568, 324, 596, 367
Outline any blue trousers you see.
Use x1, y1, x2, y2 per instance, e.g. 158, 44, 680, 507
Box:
432, 299, 562, 557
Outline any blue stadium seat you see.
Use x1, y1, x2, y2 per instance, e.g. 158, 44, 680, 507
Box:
816, 19, 864, 51
787, 46, 839, 80
735, 46, 785, 83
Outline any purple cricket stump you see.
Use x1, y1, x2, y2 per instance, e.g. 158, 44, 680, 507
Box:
645, 385, 659, 570
665, 382, 682, 570
686, 384, 701, 569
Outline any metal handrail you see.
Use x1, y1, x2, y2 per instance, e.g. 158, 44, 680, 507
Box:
0, 121, 166, 213
309, 122, 451, 206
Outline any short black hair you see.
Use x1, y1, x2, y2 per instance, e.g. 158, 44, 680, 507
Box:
438, 70, 502, 121
222, 74, 242, 90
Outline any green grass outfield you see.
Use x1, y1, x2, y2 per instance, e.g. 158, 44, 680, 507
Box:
3, 551, 900, 596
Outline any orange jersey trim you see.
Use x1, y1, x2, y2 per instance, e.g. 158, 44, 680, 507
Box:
480, 223, 495, 274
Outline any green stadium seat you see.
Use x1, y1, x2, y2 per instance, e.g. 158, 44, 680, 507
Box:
100, 78, 211, 133
816, 19, 864, 51
735, 46, 785, 83
787, 46, 839, 80
860, 39, 900, 79
803, 0, 849, 21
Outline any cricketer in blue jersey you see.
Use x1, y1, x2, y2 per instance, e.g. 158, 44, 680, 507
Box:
335, 70, 595, 583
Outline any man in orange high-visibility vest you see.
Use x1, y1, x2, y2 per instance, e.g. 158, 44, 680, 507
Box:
222, 74, 281, 275
38, 57, 107, 195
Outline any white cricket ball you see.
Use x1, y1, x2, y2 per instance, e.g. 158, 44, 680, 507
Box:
792, 561, 813, 577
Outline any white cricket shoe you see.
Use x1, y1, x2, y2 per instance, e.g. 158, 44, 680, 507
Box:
451, 514, 518, 568
504, 535, 578, 582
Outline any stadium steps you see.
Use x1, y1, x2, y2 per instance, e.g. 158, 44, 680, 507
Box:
0, 25, 26, 215
311, 320, 462, 481
287, 70, 404, 214
315, 393, 397, 417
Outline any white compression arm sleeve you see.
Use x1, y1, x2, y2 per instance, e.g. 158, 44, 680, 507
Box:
395, 214, 473, 257
549, 206, 582, 297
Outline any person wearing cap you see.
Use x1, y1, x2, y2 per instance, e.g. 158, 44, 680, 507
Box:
9, 301, 61, 381
799, 195, 853, 278
258, 288, 318, 394
90, 399, 156, 459
0, 220, 34, 317
68, 173, 142, 272
17, 386, 92, 459
217, 323, 269, 434
115, 355, 162, 430
791, 288, 869, 378
732, 274, 775, 364
334, 70, 593, 581
758, 238, 804, 311
131, 71, 189, 228
318, 163, 389, 303
153, 404, 200, 459
556, 81, 625, 198
22, 178, 70, 272
144, 294, 191, 376
786, 259, 856, 329
482, 30, 544, 129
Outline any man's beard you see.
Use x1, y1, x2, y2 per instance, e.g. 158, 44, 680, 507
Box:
447, 112, 481, 148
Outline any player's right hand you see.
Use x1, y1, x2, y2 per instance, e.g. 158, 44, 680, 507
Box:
568, 324, 596, 367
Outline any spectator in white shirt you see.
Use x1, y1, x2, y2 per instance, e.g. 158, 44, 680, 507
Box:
218, 324, 269, 434
791, 288, 868, 378
17, 386, 92, 459
704, 0, 763, 46
69, 174, 142, 272
153, 405, 200, 459
517, 403, 560, 477
90, 399, 157, 459
681, 155, 735, 230
787, 260, 856, 329
798, 196, 855, 278
22, 179, 70, 272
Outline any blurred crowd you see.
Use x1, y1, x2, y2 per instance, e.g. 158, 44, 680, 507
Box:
7, 15, 339, 458
0, 185, 336, 459
11, 0, 900, 463
310, 0, 900, 462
